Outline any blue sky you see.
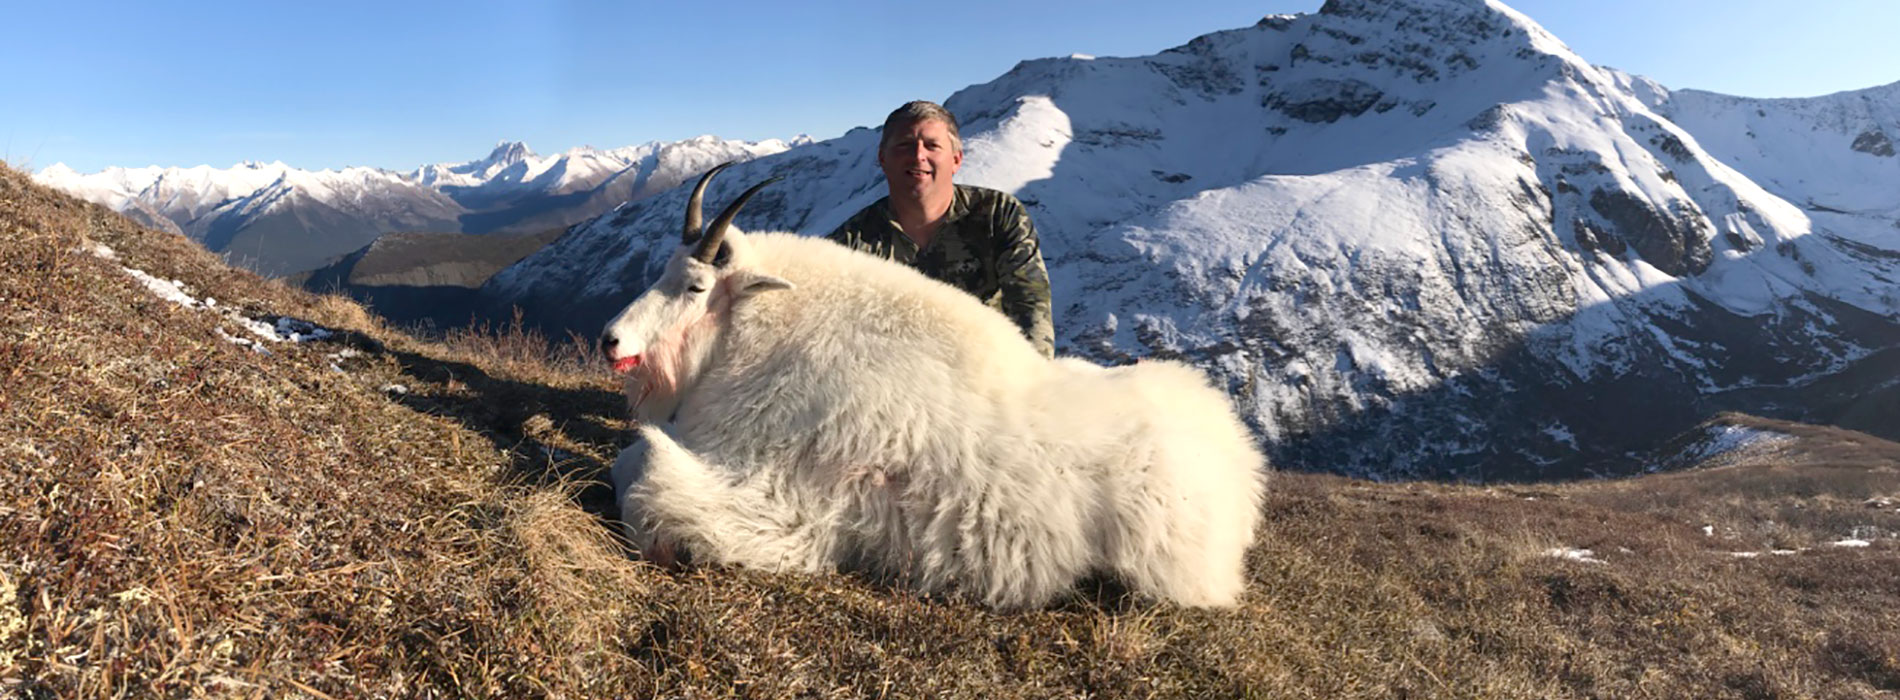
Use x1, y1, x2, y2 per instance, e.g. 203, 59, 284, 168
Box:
6, 0, 1896, 173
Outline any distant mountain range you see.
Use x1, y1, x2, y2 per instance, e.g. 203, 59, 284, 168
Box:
35, 136, 806, 275
478, 0, 1900, 479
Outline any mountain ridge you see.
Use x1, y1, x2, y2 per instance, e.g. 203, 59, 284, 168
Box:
34, 135, 806, 275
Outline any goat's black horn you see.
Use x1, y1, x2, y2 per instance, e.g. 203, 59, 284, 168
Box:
692, 176, 783, 264
682, 161, 736, 245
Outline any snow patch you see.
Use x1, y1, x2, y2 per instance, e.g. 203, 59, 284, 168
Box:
1542, 423, 1579, 449
274, 317, 335, 343
216, 328, 270, 354
120, 267, 204, 310
78, 242, 118, 260
98, 245, 340, 350
1685, 424, 1793, 463
1543, 547, 1605, 564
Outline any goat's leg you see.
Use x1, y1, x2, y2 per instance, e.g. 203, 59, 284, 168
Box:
610, 432, 685, 567
621, 425, 828, 572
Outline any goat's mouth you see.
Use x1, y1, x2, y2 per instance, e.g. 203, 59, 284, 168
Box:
612, 354, 642, 374
615, 347, 681, 419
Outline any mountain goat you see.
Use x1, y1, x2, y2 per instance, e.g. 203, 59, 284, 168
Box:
601, 163, 1267, 609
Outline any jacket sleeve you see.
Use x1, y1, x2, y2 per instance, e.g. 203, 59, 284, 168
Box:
993, 196, 1056, 358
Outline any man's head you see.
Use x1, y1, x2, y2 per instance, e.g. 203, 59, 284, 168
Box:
877, 101, 963, 205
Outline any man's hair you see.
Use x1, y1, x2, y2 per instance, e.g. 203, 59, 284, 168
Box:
880, 100, 962, 153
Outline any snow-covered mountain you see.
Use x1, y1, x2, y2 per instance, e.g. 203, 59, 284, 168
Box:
35, 136, 804, 276
483, 0, 1900, 479
1632, 76, 1900, 256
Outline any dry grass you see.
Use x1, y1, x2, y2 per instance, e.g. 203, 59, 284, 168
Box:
2, 162, 1897, 698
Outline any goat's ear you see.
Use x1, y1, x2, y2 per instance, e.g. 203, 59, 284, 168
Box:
732, 271, 794, 297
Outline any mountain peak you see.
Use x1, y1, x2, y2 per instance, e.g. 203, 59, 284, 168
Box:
1319, 0, 1497, 18
1311, 0, 1568, 55
485, 141, 535, 165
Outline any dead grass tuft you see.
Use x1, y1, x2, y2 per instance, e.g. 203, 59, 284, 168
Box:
433, 308, 611, 389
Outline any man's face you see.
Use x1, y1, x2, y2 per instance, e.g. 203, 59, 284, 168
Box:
878, 118, 962, 203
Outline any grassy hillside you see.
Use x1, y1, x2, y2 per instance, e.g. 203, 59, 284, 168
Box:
2, 163, 1896, 698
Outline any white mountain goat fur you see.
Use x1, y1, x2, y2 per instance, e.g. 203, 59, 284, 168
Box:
601, 163, 1267, 609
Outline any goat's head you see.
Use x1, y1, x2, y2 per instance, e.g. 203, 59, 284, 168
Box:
600, 162, 793, 422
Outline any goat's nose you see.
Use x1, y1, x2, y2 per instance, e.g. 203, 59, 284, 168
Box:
600, 332, 618, 357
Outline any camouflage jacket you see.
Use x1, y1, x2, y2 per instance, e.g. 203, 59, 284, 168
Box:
827, 185, 1055, 357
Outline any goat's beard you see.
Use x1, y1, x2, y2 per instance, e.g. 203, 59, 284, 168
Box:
624, 364, 681, 423
623, 322, 702, 423
619, 305, 726, 424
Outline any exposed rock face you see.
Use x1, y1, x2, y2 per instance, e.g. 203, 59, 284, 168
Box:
1267, 79, 1386, 123
1852, 129, 1894, 157
1587, 189, 1713, 276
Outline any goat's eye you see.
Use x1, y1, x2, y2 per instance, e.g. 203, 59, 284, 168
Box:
687, 283, 708, 294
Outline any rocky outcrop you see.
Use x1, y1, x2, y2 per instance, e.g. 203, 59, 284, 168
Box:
1852, 129, 1894, 157
1588, 189, 1713, 276
1266, 78, 1385, 123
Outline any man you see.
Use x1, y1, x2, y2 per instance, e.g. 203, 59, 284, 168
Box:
827, 101, 1055, 358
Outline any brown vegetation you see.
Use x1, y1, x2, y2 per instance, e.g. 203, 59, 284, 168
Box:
1, 163, 1895, 698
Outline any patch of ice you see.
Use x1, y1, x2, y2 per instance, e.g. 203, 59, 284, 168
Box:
1830, 539, 1871, 548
